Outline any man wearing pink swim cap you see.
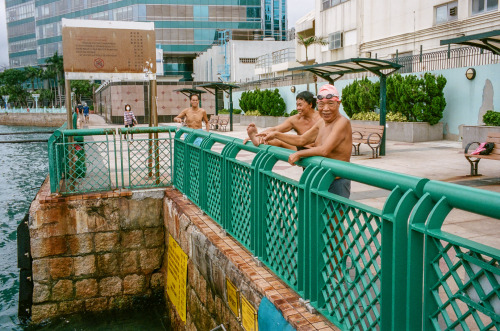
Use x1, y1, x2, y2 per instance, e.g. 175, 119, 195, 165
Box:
259, 84, 352, 198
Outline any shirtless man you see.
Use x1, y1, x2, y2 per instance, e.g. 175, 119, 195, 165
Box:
174, 94, 209, 132
244, 91, 321, 150
258, 84, 352, 198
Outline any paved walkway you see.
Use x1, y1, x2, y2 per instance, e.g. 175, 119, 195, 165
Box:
84, 114, 500, 249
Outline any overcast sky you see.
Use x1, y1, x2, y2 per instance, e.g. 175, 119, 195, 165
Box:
0, 0, 314, 68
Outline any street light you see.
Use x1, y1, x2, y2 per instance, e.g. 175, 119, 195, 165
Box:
32, 93, 40, 110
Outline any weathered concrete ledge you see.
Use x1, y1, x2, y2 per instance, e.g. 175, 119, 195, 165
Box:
351, 120, 444, 142
0, 113, 66, 127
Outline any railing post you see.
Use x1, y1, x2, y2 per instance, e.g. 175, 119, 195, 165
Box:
406, 194, 434, 331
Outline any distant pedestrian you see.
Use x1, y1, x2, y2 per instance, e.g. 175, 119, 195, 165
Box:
124, 104, 138, 140
83, 103, 90, 123
77, 103, 84, 128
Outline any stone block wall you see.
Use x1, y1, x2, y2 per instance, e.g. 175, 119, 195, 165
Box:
0, 113, 67, 127
29, 183, 166, 323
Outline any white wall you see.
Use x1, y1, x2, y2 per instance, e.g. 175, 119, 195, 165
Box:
193, 40, 296, 83
314, 0, 500, 62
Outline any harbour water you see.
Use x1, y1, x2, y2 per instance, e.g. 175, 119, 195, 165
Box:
0, 125, 53, 330
0, 125, 169, 330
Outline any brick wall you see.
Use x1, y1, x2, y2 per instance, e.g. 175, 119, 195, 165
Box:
29, 184, 165, 323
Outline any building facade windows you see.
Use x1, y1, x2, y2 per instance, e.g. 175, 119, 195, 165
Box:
328, 31, 343, 50
240, 57, 257, 63
5, 0, 287, 75
322, 0, 349, 11
471, 0, 498, 15
435, 1, 458, 24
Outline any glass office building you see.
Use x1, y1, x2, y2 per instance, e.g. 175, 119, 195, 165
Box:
5, 0, 288, 80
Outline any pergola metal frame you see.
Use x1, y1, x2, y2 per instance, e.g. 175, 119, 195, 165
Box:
173, 88, 207, 107
440, 30, 500, 55
195, 82, 240, 131
289, 58, 403, 156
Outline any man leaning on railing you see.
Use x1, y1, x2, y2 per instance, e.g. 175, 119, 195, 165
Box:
257, 84, 352, 198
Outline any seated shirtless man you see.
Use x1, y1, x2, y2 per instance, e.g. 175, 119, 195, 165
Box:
174, 94, 209, 132
244, 91, 321, 150
257, 84, 352, 198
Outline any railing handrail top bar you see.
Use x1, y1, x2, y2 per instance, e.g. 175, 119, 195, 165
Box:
62, 128, 116, 136
318, 158, 428, 195
119, 126, 177, 134
423, 180, 500, 219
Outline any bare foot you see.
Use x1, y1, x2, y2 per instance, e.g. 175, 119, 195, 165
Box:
246, 123, 261, 146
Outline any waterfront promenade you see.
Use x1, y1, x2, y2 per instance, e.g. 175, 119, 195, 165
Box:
83, 113, 500, 249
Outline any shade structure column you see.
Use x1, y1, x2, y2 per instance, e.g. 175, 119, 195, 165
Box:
379, 74, 387, 156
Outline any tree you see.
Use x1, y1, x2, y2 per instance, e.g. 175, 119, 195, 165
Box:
297, 34, 328, 92
25, 66, 42, 91
71, 80, 99, 106
0, 68, 29, 107
45, 52, 64, 107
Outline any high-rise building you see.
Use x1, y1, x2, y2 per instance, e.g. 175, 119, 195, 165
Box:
5, 0, 288, 80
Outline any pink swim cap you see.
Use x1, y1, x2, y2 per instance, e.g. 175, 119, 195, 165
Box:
318, 84, 340, 101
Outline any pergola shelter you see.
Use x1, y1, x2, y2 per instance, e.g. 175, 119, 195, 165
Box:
289, 58, 402, 156
173, 88, 207, 107
196, 82, 240, 131
440, 30, 500, 56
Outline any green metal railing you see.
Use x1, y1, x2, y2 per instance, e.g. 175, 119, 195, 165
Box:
173, 127, 500, 331
48, 126, 175, 195
46, 124, 500, 330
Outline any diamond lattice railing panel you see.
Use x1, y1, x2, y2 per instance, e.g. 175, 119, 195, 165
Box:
264, 175, 299, 288
61, 141, 112, 194
319, 197, 382, 330
206, 152, 223, 224
188, 145, 201, 205
125, 138, 172, 188
174, 142, 185, 192
427, 239, 500, 331
229, 161, 253, 248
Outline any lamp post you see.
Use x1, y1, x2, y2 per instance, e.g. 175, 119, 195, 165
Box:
2, 95, 8, 110
32, 94, 40, 110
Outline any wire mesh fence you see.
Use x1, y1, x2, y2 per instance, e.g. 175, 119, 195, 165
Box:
48, 127, 175, 195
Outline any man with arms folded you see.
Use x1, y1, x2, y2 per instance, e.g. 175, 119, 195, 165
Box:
244, 91, 321, 150
257, 84, 352, 198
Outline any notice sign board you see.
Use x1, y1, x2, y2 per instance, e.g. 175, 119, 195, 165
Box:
61, 18, 156, 80
166, 235, 188, 322
226, 278, 240, 319
241, 294, 258, 331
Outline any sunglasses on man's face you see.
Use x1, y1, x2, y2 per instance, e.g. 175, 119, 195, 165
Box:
317, 94, 338, 100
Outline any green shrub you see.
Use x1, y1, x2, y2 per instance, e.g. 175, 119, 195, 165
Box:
244, 110, 261, 116
386, 73, 446, 125
342, 77, 380, 117
351, 111, 408, 122
351, 112, 379, 121
483, 110, 500, 126
218, 108, 242, 114
289, 109, 298, 116
387, 112, 408, 122
238, 88, 286, 116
